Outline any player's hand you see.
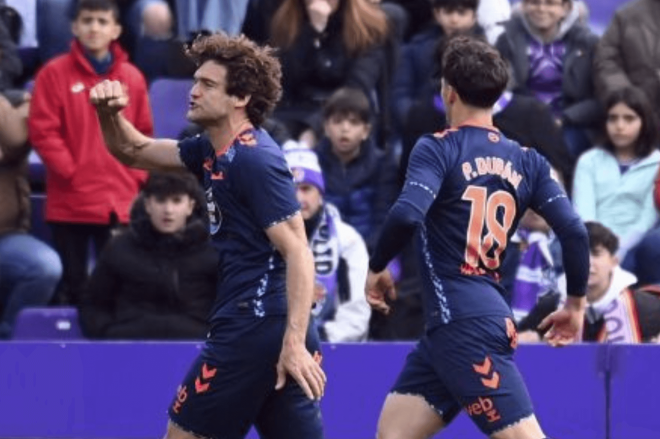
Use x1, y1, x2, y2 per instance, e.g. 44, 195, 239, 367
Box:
89, 80, 129, 114
538, 296, 585, 347
365, 269, 396, 315
275, 340, 326, 400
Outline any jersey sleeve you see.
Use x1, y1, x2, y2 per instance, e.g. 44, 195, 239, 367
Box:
529, 152, 589, 298
401, 133, 453, 215
368, 134, 454, 272
235, 147, 300, 229
177, 135, 206, 180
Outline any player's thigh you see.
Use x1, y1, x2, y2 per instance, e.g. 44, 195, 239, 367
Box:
378, 341, 458, 439
163, 419, 209, 439
490, 414, 545, 439
253, 378, 324, 439
167, 319, 286, 439
430, 317, 536, 437
254, 323, 324, 439
377, 393, 445, 439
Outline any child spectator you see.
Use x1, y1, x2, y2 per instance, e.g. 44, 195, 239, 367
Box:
79, 171, 218, 340
573, 87, 660, 260
28, 0, 153, 306
518, 222, 660, 343
285, 147, 371, 342
316, 87, 398, 251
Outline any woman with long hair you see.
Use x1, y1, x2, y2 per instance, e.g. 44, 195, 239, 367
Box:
573, 86, 660, 258
268, 0, 390, 144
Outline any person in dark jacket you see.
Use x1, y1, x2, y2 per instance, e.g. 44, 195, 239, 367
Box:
79, 171, 218, 340
391, 0, 482, 132
495, 0, 601, 160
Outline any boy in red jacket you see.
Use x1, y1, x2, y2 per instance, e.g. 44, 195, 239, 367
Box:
28, 0, 153, 305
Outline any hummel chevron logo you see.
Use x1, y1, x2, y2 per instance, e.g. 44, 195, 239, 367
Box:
473, 356, 500, 390
194, 363, 217, 394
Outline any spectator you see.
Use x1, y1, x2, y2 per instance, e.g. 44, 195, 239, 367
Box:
285, 147, 370, 342
0, 92, 61, 339
518, 222, 660, 343
0, 4, 23, 91
28, 0, 153, 306
401, 37, 574, 188
495, 0, 601, 160
173, 0, 248, 39
35, 0, 75, 64
79, 171, 217, 340
573, 87, 660, 260
391, 0, 482, 132
268, 0, 389, 145
316, 87, 398, 251
594, 0, 660, 121
509, 210, 561, 322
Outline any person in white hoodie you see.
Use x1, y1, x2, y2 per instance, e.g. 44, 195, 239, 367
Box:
518, 221, 660, 343
285, 147, 371, 342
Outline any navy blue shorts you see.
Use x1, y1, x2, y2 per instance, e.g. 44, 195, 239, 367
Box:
392, 316, 533, 435
168, 316, 323, 439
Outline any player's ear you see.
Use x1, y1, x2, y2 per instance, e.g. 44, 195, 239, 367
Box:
233, 94, 251, 108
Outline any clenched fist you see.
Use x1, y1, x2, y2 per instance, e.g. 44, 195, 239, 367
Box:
89, 80, 129, 114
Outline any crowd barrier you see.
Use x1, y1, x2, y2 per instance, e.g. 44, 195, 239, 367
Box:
0, 342, 658, 439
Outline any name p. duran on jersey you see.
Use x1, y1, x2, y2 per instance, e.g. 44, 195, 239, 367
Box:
206, 187, 222, 235
461, 156, 524, 190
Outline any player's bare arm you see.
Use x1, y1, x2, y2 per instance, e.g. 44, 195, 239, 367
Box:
266, 213, 327, 400
89, 79, 183, 170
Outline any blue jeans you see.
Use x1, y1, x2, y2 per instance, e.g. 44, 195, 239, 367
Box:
174, 0, 249, 39
0, 233, 62, 338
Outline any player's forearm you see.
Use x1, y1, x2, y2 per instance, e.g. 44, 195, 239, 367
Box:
283, 246, 316, 345
96, 111, 152, 167
369, 199, 421, 272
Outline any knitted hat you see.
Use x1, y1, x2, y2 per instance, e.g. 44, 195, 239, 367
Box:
284, 147, 325, 194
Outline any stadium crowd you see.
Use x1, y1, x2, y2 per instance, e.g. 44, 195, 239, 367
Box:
1, 0, 659, 343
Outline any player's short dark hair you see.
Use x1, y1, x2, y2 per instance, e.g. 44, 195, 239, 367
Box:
322, 87, 371, 124
142, 171, 202, 200
186, 33, 282, 127
602, 87, 659, 159
74, 0, 120, 22
431, 0, 479, 12
440, 35, 509, 109
585, 221, 619, 256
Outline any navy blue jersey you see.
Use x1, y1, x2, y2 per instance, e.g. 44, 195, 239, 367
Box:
178, 128, 299, 324
405, 126, 571, 326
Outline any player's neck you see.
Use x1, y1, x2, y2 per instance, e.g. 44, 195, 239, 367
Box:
208, 113, 253, 152
448, 106, 494, 130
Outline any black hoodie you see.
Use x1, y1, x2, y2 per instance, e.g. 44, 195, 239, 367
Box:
79, 192, 219, 340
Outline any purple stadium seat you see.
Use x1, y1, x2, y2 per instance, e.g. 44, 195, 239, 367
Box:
12, 307, 85, 340
148, 78, 193, 139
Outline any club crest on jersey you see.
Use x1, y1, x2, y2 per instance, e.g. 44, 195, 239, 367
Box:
205, 187, 222, 235
487, 132, 500, 143
237, 132, 257, 146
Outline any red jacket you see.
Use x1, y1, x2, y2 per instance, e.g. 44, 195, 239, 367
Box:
28, 41, 152, 224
